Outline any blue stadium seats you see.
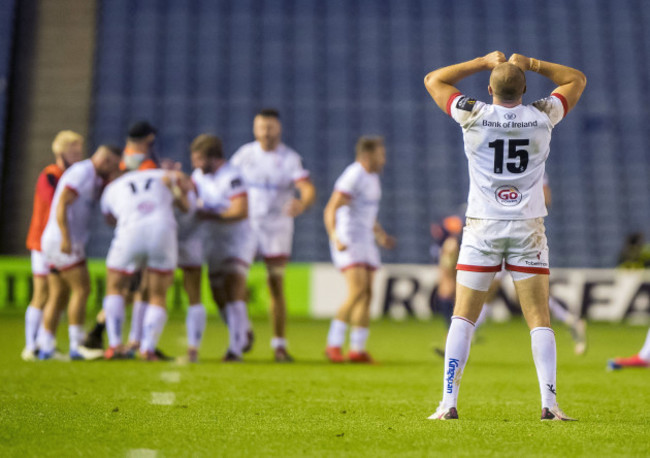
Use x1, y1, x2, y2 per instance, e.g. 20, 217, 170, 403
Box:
90, 0, 650, 267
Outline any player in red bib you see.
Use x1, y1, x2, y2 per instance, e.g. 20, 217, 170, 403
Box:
22, 131, 84, 361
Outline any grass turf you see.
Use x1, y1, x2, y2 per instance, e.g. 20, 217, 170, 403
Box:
0, 311, 648, 457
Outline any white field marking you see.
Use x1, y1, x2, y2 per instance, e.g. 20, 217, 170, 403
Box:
151, 392, 176, 405
160, 371, 181, 383
126, 449, 157, 458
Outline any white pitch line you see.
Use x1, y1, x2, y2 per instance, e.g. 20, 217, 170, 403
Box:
151, 392, 176, 406
126, 449, 157, 458
160, 371, 181, 383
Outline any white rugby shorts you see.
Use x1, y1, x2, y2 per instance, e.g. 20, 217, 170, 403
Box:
106, 225, 178, 274
330, 238, 381, 272
457, 218, 550, 275
177, 235, 204, 269
250, 217, 294, 260
30, 250, 50, 276
41, 234, 86, 271
205, 224, 256, 274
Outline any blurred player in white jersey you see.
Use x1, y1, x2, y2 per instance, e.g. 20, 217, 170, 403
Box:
608, 328, 650, 370
37, 145, 123, 360
100, 166, 189, 360
324, 137, 395, 363
191, 134, 254, 362
424, 51, 586, 421
231, 109, 316, 362
22, 131, 84, 361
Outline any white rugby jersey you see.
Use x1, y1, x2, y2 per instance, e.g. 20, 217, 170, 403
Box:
101, 169, 177, 232
334, 161, 381, 244
448, 92, 566, 219
192, 162, 249, 232
231, 141, 309, 221
43, 159, 102, 244
176, 188, 201, 241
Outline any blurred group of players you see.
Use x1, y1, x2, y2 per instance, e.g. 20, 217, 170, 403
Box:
21, 108, 396, 364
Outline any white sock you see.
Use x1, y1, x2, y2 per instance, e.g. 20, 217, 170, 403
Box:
233, 300, 251, 346
441, 316, 476, 409
103, 294, 125, 348
327, 320, 347, 347
225, 303, 243, 355
234, 300, 251, 331
548, 296, 574, 326
25, 305, 43, 350
68, 325, 86, 352
638, 328, 650, 361
37, 326, 56, 354
140, 305, 168, 353
271, 337, 287, 350
349, 327, 369, 352
186, 303, 207, 349
128, 300, 148, 343
531, 327, 557, 409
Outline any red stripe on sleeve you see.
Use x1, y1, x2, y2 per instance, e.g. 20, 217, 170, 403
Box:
64, 185, 79, 196
446, 92, 463, 116
551, 92, 568, 118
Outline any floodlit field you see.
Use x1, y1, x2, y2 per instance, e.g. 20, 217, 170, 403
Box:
0, 312, 648, 457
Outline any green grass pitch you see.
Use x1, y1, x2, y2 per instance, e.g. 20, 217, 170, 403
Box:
0, 311, 648, 457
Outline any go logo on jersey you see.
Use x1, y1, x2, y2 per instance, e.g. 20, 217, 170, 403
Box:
495, 185, 522, 206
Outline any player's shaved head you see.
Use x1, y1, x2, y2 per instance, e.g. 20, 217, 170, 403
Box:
489, 63, 526, 102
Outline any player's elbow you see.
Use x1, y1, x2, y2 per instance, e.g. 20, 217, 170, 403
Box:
577, 71, 587, 90
424, 72, 437, 90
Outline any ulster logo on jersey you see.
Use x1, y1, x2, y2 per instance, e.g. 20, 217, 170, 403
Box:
495, 185, 522, 206
456, 96, 476, 112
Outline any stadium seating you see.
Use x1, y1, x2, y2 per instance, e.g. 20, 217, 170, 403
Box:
90, 0, 650, 267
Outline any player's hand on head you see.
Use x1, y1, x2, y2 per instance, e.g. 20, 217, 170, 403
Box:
508, 53, 530, 71
483, 51, 506, 69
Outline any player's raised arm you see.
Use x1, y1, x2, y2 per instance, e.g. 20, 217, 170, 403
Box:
163, 171, 190, 213
508, 53, 586, 114
218, 194, 248, 222
424, 51, 506, 113
323, 191, 351, 251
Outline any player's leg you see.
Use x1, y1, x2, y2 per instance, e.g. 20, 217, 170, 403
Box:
608, 327, 650, 369
513, 273, 574, 420
265, 256, 292, 361
103, 268, 130, 358
37, 271, 69, 359
326, 266, 368, 362
23, 272, 48, 360
218, 263, 250, 361
429, 277, 491, 420
139, 270, 173, 360
548, 295, 587, 355
348, 268, 375, 363
183, 266, 206, 362
127, 274, 148, 352
59, 264, 98, 359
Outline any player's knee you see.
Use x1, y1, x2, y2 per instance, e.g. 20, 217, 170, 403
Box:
267, 264, 285, 279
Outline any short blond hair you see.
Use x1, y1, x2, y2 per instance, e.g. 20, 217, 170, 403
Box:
52, 130, 83, 155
